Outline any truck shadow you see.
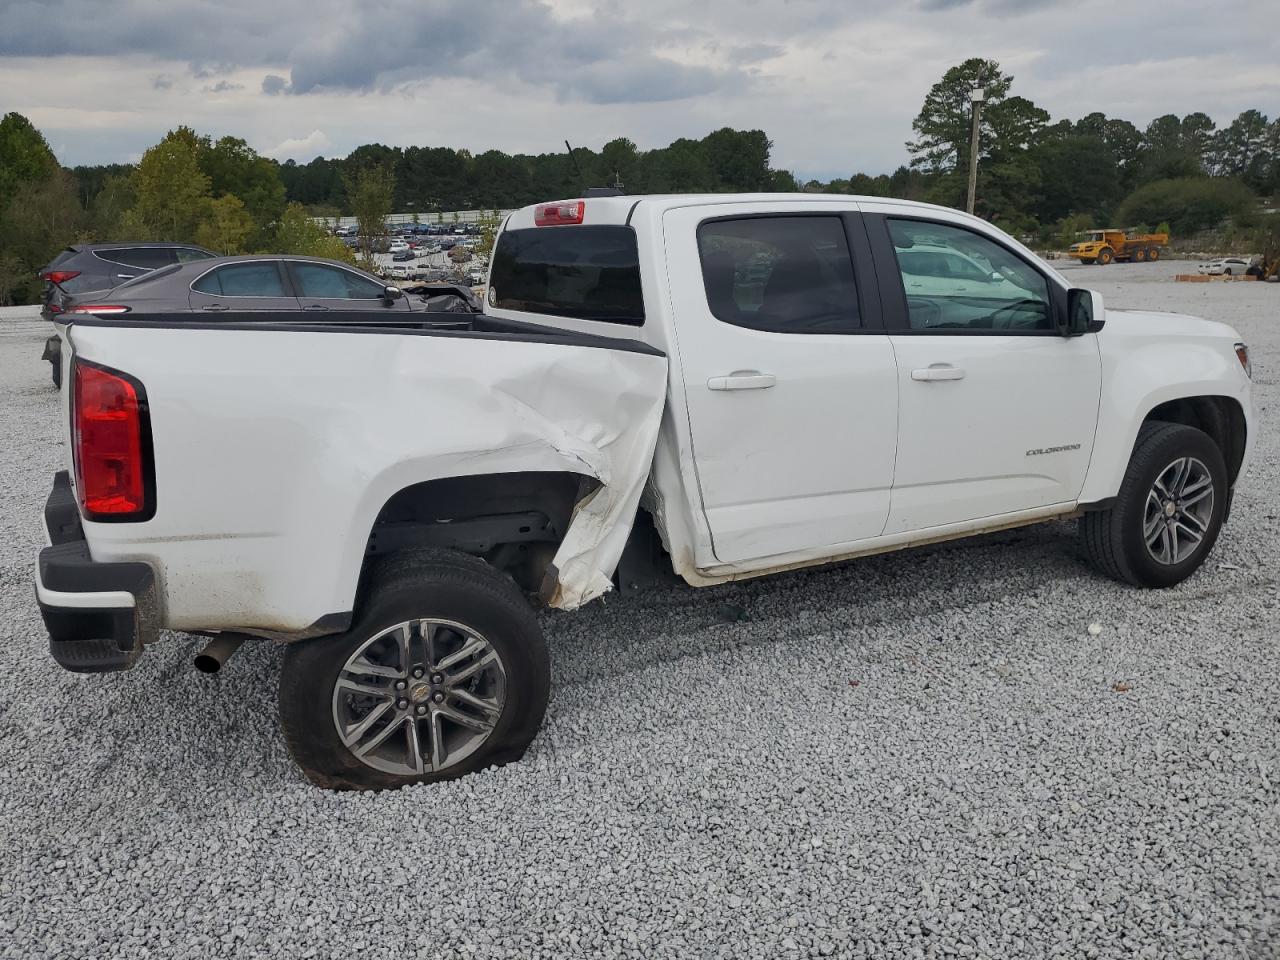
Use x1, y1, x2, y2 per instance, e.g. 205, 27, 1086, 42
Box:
13, 519, 1089, 807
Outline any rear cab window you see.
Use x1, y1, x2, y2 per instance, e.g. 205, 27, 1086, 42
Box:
488, 225, 644, 326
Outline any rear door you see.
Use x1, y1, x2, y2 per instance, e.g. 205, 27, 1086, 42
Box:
286, 261, 408, 313
188, 260, 301, 312
662, 202, 899, 564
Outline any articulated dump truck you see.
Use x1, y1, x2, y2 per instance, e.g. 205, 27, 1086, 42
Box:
1070, 229, 1169, 265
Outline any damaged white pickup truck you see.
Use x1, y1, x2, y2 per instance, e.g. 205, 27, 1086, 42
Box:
37, 194, 1254, 789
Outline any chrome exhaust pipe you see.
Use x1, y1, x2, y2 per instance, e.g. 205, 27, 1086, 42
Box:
194, 634, 246, 674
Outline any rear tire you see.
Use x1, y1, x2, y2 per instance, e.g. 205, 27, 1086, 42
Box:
1080, 421, 1227, 588
1132, 247, 1147, 262
279, 549, 550, 790
1147, 246, 1160, 262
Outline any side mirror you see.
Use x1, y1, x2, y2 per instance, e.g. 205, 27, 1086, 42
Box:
1063, 288, 1099, 337
990, 271, 1003, 283
383, 285, 404, 301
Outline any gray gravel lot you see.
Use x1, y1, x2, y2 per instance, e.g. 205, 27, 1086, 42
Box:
2, 262, 1278, 959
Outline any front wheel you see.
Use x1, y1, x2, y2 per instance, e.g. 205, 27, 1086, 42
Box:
1080, 421, 1227, 588
279, 549, 550, 790
1097, 248, 1114, 265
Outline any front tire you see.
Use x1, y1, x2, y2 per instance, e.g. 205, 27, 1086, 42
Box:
1080, 422, 1227, 588
279, 549, 550, 790
1097, 248, 1114, 265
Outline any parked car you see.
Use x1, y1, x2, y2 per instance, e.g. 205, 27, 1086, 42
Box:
48, 256, 476, 338
37, 242, 217, 386
35, 194, 1253, 791
1197, 257, 1254, 276
388, 239, 410, 255
392, 250, 416, 262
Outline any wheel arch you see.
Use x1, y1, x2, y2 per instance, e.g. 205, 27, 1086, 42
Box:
1081, 389, 1249, 506
356, 470, 598, 602
1142, 395, 1247, 486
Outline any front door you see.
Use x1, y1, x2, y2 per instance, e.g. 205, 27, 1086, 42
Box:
663, 204, 899, 565
866, 211, 1102, 535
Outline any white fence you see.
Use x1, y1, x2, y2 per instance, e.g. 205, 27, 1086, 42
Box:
314, 210, 516, 231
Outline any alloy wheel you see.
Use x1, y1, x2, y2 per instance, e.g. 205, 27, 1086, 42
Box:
331, 618, 507, 776
1143, 456, 1215, 566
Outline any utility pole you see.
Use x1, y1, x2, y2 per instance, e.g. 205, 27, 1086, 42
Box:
965, 87, 985, 216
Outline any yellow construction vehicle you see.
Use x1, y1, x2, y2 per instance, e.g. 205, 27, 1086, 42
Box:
1069, 229, 1169, 265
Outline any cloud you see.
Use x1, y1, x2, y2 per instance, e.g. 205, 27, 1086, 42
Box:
2, 0, 1276, 179
725, 43, 786, 66
265, 129, 332, 161
3, 0, 745, 105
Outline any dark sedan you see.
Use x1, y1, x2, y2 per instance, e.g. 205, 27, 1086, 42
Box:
44, 255, 478, 386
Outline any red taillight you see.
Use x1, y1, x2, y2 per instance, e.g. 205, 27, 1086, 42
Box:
67, 304, 131, 315
73, 361, 152, 520
41, 270, 81, 284
534, 200, 585, 226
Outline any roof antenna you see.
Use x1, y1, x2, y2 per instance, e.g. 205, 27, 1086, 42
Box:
565, 140, 585, 192
564, 140, 624, 197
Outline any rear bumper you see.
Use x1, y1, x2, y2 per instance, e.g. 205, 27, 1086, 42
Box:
35, 471, 159, 673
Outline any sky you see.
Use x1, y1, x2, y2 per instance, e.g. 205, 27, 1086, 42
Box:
0, 0, 1276, 182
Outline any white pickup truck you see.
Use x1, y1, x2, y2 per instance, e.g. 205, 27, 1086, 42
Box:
37, 194, 1254, 790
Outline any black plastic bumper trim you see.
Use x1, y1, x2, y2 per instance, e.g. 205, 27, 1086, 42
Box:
39, 472, 159, 673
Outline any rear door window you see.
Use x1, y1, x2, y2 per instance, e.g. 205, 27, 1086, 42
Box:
96, 247, 177, 270
192, 262, 288, 297
696, 216, 861, 333
489, 225, 644, 325
175, 247, 214, 263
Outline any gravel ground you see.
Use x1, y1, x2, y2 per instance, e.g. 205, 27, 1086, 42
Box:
2, 263, 1278, 959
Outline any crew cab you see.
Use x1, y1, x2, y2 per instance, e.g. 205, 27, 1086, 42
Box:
36, 194, 1254, 790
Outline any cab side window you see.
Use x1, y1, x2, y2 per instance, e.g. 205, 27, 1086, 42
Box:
887, 219, 1053, 333
697, 216, 860, 333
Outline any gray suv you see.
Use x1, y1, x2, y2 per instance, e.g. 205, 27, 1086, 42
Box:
40, 242, 217, 386
40, 242, 217, 317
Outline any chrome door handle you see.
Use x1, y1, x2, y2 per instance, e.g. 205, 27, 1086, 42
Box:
302, 304, 330, 311
201, 304, 229, 312
911, 364, 965, 382
708, 371, 776, 391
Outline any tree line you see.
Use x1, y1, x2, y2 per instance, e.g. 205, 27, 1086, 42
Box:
826, 59, 1278, 245
1, 56, 1277, 304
